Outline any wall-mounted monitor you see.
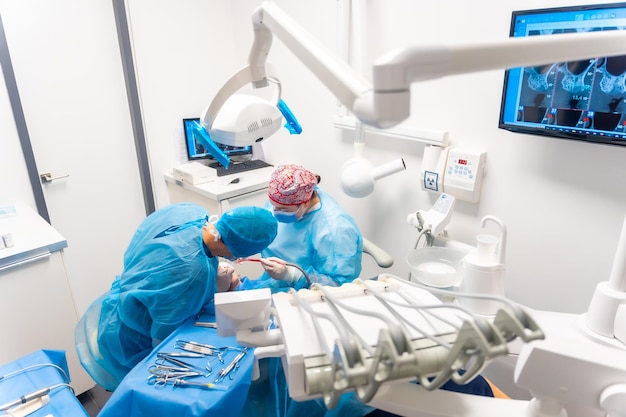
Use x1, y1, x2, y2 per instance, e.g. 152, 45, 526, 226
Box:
183, 118, 253, 162
499, 3, 626, 147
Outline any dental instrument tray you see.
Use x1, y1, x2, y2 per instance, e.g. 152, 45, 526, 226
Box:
262, 275, 544, 408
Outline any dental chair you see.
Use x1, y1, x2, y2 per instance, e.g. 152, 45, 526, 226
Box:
362, 238, 393, 268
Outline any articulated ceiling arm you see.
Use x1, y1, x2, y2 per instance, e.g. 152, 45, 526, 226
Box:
249, 2, 372, 120
249, 2, 626, 130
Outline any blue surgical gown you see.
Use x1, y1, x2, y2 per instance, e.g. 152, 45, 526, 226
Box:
239, 189, 363, 292
96, 203, 218, 387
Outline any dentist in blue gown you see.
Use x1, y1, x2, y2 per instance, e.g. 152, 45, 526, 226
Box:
79, 203, 277, 391
238, 163, 363, 292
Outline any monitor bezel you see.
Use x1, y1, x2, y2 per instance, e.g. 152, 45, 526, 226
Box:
498, 2, 626, 147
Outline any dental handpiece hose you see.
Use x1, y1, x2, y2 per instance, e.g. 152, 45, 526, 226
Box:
284, 261, 311, 287
0, 387, 50, 411
238, 258, 312, 287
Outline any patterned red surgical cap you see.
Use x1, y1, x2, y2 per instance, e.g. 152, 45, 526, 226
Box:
268, 164, 317, 205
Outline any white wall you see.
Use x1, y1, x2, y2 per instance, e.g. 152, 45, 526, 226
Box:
126, 0, 240, 209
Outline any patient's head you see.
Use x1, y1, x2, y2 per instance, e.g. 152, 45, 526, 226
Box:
217, 262, 241, 292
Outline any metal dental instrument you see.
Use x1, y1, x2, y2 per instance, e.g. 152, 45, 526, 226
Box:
214, 348, 248, 383
157, 351, 207, 358
148, 365, 202, 379
156, 353, 212, 376
174, 340, 220, 355
149, 377, 229, 390
194, 321, 218, 328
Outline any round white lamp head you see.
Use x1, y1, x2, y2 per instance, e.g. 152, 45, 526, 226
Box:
340, 157, 406, 198
340, 158, 375, 198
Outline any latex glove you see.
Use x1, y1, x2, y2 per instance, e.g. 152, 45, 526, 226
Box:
260, 257, 302, 283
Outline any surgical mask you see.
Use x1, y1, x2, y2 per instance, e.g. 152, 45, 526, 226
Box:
274, 204, 308, 223
274, 211, 298, 223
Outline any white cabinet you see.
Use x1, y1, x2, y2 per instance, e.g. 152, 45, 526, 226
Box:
164, 167, 274, 215
0, 206, 93, 394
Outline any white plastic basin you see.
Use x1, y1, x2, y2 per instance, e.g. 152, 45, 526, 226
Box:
406, 246, 465, 288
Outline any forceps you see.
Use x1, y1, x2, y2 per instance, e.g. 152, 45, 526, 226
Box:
147, 365, 202, 389
148, 365, 201, 378
155, 353, 212, 376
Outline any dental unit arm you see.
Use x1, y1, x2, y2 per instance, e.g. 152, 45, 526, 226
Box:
218, 275, 546, 414
219, 214, 626, 417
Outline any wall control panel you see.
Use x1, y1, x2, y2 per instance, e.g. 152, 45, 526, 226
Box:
421, 145, 487, 203
443, 148, 486, 203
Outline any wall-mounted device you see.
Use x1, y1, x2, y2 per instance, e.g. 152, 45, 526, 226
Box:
420, 145, 486, 203
499, 3, 626, 147
407, 192, 456, 239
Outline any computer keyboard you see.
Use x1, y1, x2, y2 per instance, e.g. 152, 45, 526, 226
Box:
213, 159, 273, 177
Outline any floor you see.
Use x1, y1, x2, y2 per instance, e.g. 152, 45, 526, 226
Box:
77, 385, 113, 417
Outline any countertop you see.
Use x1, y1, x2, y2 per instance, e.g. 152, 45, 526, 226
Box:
0, 205, 67, 270
164, 165, 274, 201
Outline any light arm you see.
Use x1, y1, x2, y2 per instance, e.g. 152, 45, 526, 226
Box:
251, 2, 626, 129
250, 2, 371, 114
357, 30, 626, 128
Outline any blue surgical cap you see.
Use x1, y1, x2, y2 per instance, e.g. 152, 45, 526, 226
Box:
216, 206, 278, 258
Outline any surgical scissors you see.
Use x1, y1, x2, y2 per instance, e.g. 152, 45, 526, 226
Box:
147, 365, 203, 389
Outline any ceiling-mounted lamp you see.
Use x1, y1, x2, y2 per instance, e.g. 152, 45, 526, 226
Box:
207, 93, 282, 148
195, 64, 302, 167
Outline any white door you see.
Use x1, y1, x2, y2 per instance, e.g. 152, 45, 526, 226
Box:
0, 0, 148, 315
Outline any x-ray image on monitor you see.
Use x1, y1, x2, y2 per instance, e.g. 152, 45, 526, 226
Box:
499, 3, 626, 147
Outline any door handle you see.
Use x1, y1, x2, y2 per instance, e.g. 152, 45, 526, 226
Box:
40, 172, 70, 184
